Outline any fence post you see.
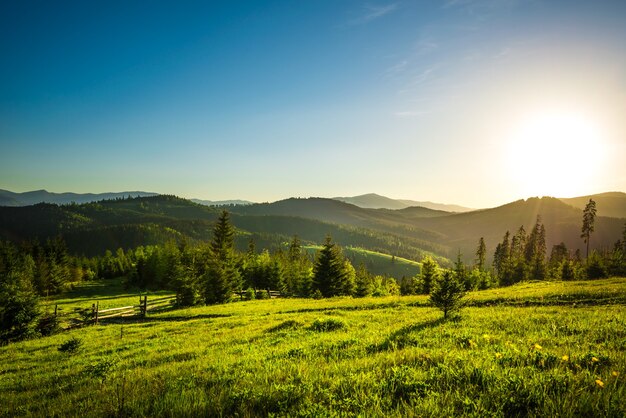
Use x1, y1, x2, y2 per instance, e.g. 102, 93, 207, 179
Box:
94, 301, 99, 325
54, 304, 58, 317
139, 295, 147, 318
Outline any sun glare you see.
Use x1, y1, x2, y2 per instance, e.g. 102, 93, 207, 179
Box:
504, 110, 606, 197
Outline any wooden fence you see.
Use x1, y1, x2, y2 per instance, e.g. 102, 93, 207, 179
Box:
50, 295, 177, 327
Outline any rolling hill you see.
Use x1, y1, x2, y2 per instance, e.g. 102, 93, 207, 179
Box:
0, 192, 623, 267
0, 196, 447, 264
231, 196, 624, 263
559, 192, 626, 219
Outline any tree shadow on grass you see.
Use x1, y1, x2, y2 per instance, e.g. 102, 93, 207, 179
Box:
100, 313, 232, 324
367, 317, 447, 353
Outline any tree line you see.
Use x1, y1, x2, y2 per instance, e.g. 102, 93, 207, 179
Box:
3, 201, 626, 343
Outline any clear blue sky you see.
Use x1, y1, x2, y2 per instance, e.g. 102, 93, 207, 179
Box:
1, 0, 625, 207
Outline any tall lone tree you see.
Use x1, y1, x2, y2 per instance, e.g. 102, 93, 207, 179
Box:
475, 237, 486, 272
203, 210, 241, 304
581, 199, 597, 259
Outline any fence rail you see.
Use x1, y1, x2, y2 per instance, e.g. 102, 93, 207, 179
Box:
48, 294, 177, 327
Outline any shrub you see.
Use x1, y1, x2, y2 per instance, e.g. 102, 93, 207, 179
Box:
256, 290, 270, 300
245, 287, 256, 300
58, 336, 83, 355
84, 357, 118, 383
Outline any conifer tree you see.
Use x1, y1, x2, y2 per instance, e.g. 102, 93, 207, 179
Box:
203, 211, 241, 304
0, 242, 40, 342
581, 199, 597, 259
493, 231, 511, 284
312, 236, 353, 297
420, 256, 439, 294
430, 270, 465, 319
525, 216, 547, 280
475, 237, 486, 272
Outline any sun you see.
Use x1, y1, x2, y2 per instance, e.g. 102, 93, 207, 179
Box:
504, 109, 606, 197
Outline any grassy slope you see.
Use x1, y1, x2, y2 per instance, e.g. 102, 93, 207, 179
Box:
2, 278, 625, 417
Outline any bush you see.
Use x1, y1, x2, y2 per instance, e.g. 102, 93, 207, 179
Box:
245, 287, 256, 300
84, 357, 117, 383
586, 252, 607, 279
58, 336, 83, 355
256, 290, 270, 300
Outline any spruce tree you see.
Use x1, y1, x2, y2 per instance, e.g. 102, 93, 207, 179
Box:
420, 256, 439, 294
312, 236, 353, 297
0, 242, 40, 342
581, 199, 597, 259
475, 237, 486, 272
203, 211, 241, 304
430, 270, 465, 319
525, 216, 547, 280
493, 231, 511, 284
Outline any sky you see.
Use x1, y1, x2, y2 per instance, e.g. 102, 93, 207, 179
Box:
1, 0, 625, 208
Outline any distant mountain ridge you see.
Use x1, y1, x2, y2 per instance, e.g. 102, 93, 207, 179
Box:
559, 192, 626, 219
0, 189, 158, 206
333, 193, 474, 212
0, 192, 624, 266
191, 198, 254, 206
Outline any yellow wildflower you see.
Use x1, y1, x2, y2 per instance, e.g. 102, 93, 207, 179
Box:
533, 343, 542, 350
595, 379, 604, 388
612, 371, 619, 377
483, 334, 490, 340
561, 355, 569, 362
495, 353, 503, 359
591, 357, 599, 363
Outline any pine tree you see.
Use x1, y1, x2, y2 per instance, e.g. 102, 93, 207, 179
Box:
430, 270, 465, 319
312, 236, 353, 297
203, 211, 241, 304
475, 237, 486, 272
493, 231, 511, 284
581, 199, 597, 259
510, 226, 528, 283
420, 256, 439, 294
525, 216, 547, 280
0, 242, 40, 342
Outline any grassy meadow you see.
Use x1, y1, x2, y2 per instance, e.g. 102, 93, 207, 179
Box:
2, 278, 625, 417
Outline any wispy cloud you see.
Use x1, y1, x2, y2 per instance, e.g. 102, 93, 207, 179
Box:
384, 60, 408, 78
347, 3, 398, 26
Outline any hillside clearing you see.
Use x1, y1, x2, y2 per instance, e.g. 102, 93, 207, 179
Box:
1, 278, 625, 417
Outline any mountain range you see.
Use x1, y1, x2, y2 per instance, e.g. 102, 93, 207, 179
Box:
0, 190, 624, 268
0, 189, 158, 206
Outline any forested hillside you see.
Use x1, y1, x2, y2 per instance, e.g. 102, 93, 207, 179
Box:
0, 196, 445, 263
1, 194, 623, 265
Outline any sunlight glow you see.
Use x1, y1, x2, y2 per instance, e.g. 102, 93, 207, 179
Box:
504, 109, 606, 197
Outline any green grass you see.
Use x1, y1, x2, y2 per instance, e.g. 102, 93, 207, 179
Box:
2, 279, 625, 417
